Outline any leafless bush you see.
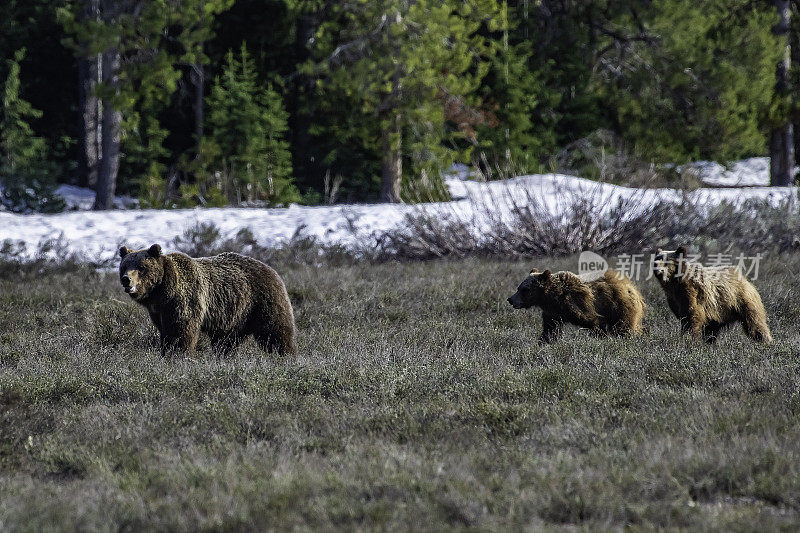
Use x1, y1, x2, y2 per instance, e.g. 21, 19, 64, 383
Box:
173, 222, 366, 267
323, 170, 343, 205
374, 181, 800, 260
551, 129, 702, 189
171, 185, 800, 264
0, 235, 96, 275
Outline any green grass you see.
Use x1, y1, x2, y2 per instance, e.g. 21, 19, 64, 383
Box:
1, 255, 800, 530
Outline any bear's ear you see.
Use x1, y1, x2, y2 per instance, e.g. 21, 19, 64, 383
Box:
119, 246, 130, 258
530, 267, 540, 274
676, 245, 687, 257
148, 244, 162, 258
540, 269, 551, 281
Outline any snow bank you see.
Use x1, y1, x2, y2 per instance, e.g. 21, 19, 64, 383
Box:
681, 157, 771, 187
0, 203, 412, 262
55, 184, 139, 210
1, 158, 796, 263
446, 170, 793, 214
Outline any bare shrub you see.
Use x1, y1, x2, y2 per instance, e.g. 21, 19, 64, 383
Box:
4, 184, 796, 273
173, 222, 365, 267
168, 186, 800, 264
0, 236, 95, 276
374, 180, 800, 260
551, 129, 702, 189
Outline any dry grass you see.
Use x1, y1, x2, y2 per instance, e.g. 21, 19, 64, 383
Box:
1, 253, 800, 530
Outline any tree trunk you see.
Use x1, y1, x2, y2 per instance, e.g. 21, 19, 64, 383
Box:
94, 46, 121, 210
289, 13, 317, 189
770, 124, 794, 186
77, 55, 100, 187
191, 59, 204, 141
770, 0, 794, 186
77, 0, 101, 188
380, 115, 402, 203
381, 20, 403, 204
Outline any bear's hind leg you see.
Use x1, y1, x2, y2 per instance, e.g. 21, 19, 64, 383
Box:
254, 329, 296, 355
630, 301, 646, 336
251, 315, 296, 355
614, 305, 644, 337
703, 322, 723, 344
741, 311, 773, 343
736, 290, 772, 343
250, 302, 297, 355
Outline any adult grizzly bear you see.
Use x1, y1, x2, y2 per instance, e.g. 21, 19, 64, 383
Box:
507, 268, 646, 343
119, 244, 296, 355
653, 246, 772, 343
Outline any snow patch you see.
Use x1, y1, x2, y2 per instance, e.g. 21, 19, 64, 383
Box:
0, 157, 796, 263
55, 184, 139, 210
681, 157, 771, 187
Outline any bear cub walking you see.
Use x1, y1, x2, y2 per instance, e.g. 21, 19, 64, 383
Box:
653, 246, 772, 343
119, 244, 296, 355
507, 268, 646, 343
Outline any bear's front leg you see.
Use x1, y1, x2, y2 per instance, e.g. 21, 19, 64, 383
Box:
681, 311, 705, 340
148, 311, 162, 333
148, 311, 163, 351
160, 315, 201, 356
539, 313, 563, 344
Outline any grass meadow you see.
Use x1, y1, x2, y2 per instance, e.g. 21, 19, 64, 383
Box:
1, 253, 800, 530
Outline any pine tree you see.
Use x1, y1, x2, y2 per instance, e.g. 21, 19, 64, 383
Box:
197, 45, 297, 206
0, 0, 76, 182
0, 49, 64, 213
307, 0, 503, 202
474, 30, 558, 178
505, 0, 782, 169
58, 0, 233, 208
594, 0, 781, 163
518, 1, 604, 153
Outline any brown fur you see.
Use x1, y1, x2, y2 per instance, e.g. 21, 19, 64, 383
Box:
653, 246, 772, 343
119, 244, 296, 356
507, 268, 646, 343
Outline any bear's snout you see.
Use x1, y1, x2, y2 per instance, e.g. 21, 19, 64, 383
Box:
120, 272, 139, 296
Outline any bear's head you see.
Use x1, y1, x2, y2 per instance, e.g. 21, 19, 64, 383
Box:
507, 268, 552, 309
652, 245, 687, 283
118, 244, 165, 301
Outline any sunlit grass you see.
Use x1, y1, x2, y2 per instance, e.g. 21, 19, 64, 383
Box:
1, 255, 799, 529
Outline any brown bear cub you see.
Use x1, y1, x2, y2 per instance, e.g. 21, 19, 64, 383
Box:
507, 268, 646, 343
653, 246, 772, 344
119, 244, 296, 356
